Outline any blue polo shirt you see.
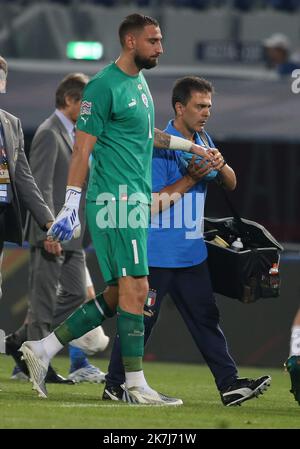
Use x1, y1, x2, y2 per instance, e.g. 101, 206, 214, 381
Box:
148, 120, 215, 268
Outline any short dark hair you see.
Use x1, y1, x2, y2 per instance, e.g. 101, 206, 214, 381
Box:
119, 13, 159, 47
0, 56, 8, 75
172, 76, 214, 113
55, 73, 89, 109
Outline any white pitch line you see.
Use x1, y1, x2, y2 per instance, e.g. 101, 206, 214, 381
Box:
59, 403, 165, 408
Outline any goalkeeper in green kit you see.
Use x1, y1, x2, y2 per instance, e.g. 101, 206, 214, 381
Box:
20, 13, 217, 405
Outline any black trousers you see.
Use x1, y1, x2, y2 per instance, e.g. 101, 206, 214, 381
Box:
0, 208, 6, 301
106, 261, 238, 392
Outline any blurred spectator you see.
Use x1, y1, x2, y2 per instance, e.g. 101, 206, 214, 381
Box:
172, 0, 210, 8
233, 0, 253, 11
266, 0, 300, 12
136, 0, 151, 6
92, 0, 117, 5
263, 33, 300, 76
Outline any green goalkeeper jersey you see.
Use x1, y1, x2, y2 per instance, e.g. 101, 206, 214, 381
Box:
77, 62, 154, 205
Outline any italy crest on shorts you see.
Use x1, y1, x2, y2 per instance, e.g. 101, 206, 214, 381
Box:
146, 289, 156, 307
141, 93, 149, 108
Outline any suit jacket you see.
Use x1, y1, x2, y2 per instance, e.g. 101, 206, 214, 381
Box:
0, 109, 54, 246
26, 113, 87, 250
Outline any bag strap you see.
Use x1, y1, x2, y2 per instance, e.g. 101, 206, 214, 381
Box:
201, 131, 249, 239
199, 130, 241, 222
220, 188, 241, 222
218, 183, 251, 241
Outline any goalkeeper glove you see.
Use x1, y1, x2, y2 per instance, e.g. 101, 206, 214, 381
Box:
47, 186, 81, 242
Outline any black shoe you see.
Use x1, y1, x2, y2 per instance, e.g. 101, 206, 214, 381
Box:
5, 333, 29, 376
220, 375, 271, 406
102, 383, 125, 401
45, 365, 75, 384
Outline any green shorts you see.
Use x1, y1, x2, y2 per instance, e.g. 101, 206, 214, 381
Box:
86, 201, 150, 285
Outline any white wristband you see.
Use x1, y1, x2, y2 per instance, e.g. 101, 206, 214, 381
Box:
169, 135, 192, 152
65, 185, 82, 208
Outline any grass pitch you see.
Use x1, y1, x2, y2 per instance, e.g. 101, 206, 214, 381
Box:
0, 355, 299, 429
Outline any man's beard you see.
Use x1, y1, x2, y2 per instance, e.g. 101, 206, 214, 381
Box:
134, 54, 158, 70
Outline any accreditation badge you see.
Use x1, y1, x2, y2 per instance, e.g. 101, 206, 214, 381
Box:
0, 166, 10, 184
0, 184, 12, 203
0, 153, 10, 183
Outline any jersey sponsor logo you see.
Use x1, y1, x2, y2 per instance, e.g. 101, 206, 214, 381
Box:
80, 100, 92, 115
128, 99, 137, 108
141, 93, 149, 108
80, 116, 89, 125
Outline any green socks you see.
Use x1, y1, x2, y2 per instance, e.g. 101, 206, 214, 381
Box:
54, 293, 114, 345
117, 306, 144, 372
54, 296, 145, 373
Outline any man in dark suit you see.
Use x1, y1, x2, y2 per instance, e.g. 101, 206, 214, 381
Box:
0, 55, 70, 383
0, 54, 55, 373
0, 55, 54, 300
7, 73, 107, 384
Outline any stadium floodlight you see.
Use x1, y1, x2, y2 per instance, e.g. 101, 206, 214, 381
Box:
66, 42, 103, 60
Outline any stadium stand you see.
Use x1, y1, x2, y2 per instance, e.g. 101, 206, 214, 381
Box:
0, 1, 299, 63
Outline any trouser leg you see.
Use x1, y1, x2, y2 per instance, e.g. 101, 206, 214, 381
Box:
170, 262, 238, 391
52, 249, 87, 327
27, 247, 63, 340
0, 211, 4, 301
0, 243, 3, 302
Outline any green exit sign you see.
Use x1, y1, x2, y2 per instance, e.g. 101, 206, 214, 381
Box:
66, 42, 103, 60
